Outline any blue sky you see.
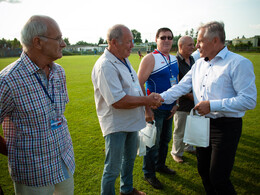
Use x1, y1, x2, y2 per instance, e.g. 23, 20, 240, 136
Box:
0, 0, 259, 44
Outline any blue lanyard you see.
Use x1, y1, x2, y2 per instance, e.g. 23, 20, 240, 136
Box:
157, 49, 174, 78
34, 73, 54, 104
116, 57, 135, 82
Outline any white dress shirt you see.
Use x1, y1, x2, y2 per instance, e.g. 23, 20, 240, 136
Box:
161, 47, 257, 118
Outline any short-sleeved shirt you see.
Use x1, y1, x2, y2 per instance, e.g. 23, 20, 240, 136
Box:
92, 48, 146, 137
0, 52, 75, 187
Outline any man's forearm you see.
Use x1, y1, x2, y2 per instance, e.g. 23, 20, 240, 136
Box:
0, 135, 7, 156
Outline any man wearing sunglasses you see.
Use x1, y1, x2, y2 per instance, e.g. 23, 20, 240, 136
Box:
137, 28, 179, 189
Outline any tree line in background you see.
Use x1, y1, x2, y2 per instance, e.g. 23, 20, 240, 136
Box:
0, 29, 193, 49
0, 28, 258, 53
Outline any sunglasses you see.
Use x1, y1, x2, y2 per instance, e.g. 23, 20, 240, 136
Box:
159, 36, 173, 40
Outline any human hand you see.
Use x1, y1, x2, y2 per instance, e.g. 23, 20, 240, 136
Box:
194, 101, 210, 116
147, 93, 164, 109
145, 106, 154, 122
185, 93, 194, 101
167, 104, 178, 120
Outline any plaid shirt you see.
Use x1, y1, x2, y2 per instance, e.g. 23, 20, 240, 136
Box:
0, 52, 75, 187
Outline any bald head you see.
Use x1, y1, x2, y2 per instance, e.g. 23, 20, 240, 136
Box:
178, 35, 195, 58
106, 24, 133, 60
107, 24, 131, 45
178, 35, 193, 48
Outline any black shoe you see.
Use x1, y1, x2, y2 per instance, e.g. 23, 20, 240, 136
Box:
144, 176, 163, 189
156, 166, 176, 175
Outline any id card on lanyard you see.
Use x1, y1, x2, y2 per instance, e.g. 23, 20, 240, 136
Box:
116, 57, 142, 95
34, 73, 62, 130
157, 49, 177, 86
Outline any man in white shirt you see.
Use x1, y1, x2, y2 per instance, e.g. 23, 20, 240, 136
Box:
92, 24, 163, 195
160, 21, 257, 194
191, 49, 200, 61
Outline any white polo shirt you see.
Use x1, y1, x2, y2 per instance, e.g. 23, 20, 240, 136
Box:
92, 48, 146, 136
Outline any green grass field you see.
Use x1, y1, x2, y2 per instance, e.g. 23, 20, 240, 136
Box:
0, 53, 259, 194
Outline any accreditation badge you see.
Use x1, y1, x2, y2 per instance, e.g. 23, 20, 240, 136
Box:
51, 118, 62, 130
170, 77, 177, 86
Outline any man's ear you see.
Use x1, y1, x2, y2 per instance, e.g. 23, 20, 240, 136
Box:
111, 39, 118, 47
32, 36, 43, 50
213, 36, 219, 45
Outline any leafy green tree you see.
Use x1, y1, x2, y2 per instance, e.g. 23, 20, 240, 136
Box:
131, 29, 142, 44
172, 34, 181, 48
11, 38, 21, 48
0, 38, 21, 49
190, 28, 194, 38
0, 38, 8, 48
98, 37, 105, 45
63, 37, 70, 46
75, 41, 95, 46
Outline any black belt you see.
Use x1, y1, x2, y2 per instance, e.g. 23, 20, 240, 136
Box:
210, 117, 242, 124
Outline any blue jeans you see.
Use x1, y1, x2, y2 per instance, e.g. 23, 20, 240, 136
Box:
101, 131, 138, 195
143, 109, 173, 178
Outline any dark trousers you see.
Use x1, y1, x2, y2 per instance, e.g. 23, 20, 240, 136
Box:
196, 117, 242, 195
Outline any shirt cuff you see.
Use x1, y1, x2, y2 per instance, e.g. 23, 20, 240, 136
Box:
160, 92, 167, 104
210, 100, 222, 112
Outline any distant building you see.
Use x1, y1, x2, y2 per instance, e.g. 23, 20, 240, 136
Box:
232, 35, 260, 47
64, 45, 105, 53
98, 44, 108, 52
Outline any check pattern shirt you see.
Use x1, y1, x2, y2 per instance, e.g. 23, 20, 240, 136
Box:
0, 52, 75, 187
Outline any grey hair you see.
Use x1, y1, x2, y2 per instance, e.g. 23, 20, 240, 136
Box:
107, 24, 129, 44
198, 21, 226, 44
20, 15, 49, 51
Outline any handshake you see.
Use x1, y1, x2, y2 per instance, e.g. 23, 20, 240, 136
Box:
146, 92, 164, 109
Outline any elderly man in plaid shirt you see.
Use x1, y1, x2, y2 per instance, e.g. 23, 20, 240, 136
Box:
0, 15, 75, 195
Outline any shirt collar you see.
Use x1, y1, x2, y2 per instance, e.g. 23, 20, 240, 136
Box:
176, 52, 184, 61
20, 52, 39, 75
177, 51, 194, 63
21, 52, 56, 75
104, 48, 128, 65
214, 46, 228, 60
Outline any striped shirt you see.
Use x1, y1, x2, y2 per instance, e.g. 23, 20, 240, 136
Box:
0, 52, 75, 187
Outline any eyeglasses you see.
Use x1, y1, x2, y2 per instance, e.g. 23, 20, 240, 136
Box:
159, 36, 173, 40
38, 35, 64, 44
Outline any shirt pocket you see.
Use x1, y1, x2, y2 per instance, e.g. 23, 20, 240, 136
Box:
53, 82, 67, 115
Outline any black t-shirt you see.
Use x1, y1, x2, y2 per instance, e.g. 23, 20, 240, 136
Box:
176, 52, 195, 112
